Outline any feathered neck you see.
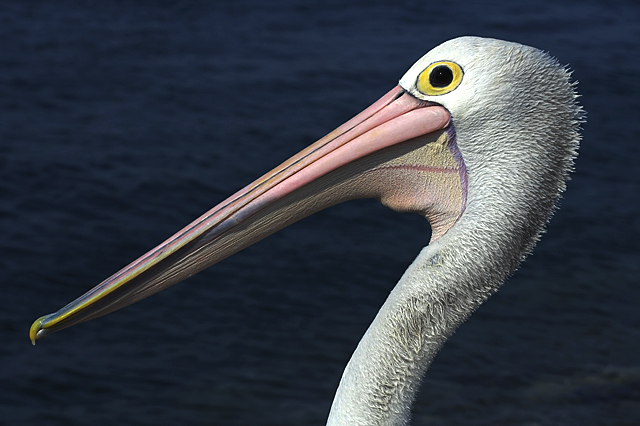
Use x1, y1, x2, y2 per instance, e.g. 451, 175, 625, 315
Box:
327, 52, 582, 425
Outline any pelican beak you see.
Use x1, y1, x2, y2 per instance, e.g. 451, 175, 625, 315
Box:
30, 86, 454, 344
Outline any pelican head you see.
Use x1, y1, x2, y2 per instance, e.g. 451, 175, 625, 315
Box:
30, 37, 582, 425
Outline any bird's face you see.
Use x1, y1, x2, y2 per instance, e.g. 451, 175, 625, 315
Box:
399, 37, 535, 153
401, 38, 481, 118
397, 37, 582, 264
401, 36, 578, 162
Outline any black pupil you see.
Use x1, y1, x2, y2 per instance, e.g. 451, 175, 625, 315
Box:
429, 65, 454, 88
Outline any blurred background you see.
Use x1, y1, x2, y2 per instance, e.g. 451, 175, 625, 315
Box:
1, 1, 638, 425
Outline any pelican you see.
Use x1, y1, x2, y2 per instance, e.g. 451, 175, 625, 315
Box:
30, 37, 582, 425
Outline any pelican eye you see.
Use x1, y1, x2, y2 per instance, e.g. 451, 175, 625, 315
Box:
416, 61, 463, 96
430, 66, 453, 87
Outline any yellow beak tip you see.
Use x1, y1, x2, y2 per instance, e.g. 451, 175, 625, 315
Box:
29, 316, 48, 345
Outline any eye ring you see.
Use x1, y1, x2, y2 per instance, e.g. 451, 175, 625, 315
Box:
416, 61, 464, 96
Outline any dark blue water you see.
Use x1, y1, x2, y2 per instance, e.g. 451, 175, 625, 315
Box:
2, 1, 639, 425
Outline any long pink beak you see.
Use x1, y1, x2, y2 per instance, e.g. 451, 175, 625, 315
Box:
30, 86, 450, 343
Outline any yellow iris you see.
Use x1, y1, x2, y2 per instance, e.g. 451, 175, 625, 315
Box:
417, 61, 464, 96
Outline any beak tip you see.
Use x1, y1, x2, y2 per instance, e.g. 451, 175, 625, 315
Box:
30, 315, 50, 345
